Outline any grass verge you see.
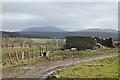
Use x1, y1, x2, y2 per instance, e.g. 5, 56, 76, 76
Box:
50, 56, 119, 79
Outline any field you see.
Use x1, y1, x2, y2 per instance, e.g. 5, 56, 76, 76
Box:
2, 47, 118, 71
50, 56, 119, 79
1, 38, 119, 79
31, 38, 53, 43
2, 47, 42, 70
1, 38, 56, 47
1, 38, 119, 71
2, 38, 54, 69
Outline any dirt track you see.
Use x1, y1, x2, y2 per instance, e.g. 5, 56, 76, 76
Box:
2, 52, 119, 79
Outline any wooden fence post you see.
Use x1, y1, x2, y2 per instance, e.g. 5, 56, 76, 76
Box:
41, 47, 44, 56
39, 46, 42, 56
21, 51, 25, 62
7, 53, 13, 64
28, 50, 31, 60
31, 49, 34, 58
34, 49, 36, 58
15, 51, 19, 62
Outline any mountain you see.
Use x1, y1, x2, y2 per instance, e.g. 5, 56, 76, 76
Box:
22, 27, 118, 33
22, 26, 66, 32
2, 31, 119, 41
78, 28, 118, 33
2, 27, 119, 41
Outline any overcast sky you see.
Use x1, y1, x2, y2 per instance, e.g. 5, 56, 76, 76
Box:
1, 2, 118, 31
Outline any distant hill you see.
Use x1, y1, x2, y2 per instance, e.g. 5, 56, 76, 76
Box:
22, 27, 118, 33
78, 28, 118, 33
22, 26, 66, 32
1, 31, 119, 41
1, 28, 119, 41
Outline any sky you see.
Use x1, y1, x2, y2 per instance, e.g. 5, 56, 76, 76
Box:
1, 2, 118, 31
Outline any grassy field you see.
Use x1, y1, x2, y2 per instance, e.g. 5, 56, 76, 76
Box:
2, 47, 41, 70
1, 47, 118, 71
1, 38, 61, 70
52, 48, 118, 59
31, 38, 53, 43
2, 46, 52, 70
2, 38, 55, 48
51, 56, 119, 79
1, 38, 119, 71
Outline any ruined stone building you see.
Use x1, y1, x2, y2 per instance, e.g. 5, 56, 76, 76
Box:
64, 36, 114, 50
94, 37, 115, 48
64, 36, 97, 50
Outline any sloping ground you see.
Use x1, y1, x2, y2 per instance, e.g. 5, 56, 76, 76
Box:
50, 56, 119, 79
2, 51, 118, 79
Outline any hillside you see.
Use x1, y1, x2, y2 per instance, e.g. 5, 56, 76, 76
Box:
1, 28, 119, 41
1, 31, 119, 41
79, 28, 118, 33
22, 26, 66, 32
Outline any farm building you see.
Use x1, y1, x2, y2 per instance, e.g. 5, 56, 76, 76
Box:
64, 36, 115, 50
64, 36, 97, 50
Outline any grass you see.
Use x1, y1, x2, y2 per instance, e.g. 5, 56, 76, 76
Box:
2, 38, 54, 48
2, 47, 40, 61
1, 37, 58, 71
51, 48, 118, 59
51, 56, 119, 79
114, 41, 120, 47
31, 38, 53, 43
2, 56, 43, 71
1, 46, 46, 70
1, 47, 118, 71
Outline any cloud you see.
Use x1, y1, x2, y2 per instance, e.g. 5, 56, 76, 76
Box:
2, 2, 118, 31
2, 13, 41, 21
90, 17, 114, 27
1, 0, 118, 2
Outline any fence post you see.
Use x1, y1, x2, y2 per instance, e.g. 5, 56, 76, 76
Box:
15, 51, 19, 62
7, 53, 13, 64
28, 50, 31, 60
31, 49, 34, 58
21, 51, 25, 62
41, 47, 44, 56
34, 49, 36, 58
39, 46, 42, 56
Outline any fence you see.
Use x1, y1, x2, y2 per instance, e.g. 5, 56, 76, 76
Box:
2, 44, 57, 65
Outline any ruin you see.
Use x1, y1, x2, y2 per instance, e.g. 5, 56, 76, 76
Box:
94, 37, 115, 48
64, 36, 97, 50
64, 36, 115, 50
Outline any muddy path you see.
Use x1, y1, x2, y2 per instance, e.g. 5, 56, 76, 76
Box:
2, 52, 119, 79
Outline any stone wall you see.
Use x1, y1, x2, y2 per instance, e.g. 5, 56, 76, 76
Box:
64, 36, 97, 50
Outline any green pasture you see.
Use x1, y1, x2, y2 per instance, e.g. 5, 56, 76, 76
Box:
31, 38, 53, 43
52, 48, 118, 58
51, 56, 119, 79
1, 44, 56, 70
